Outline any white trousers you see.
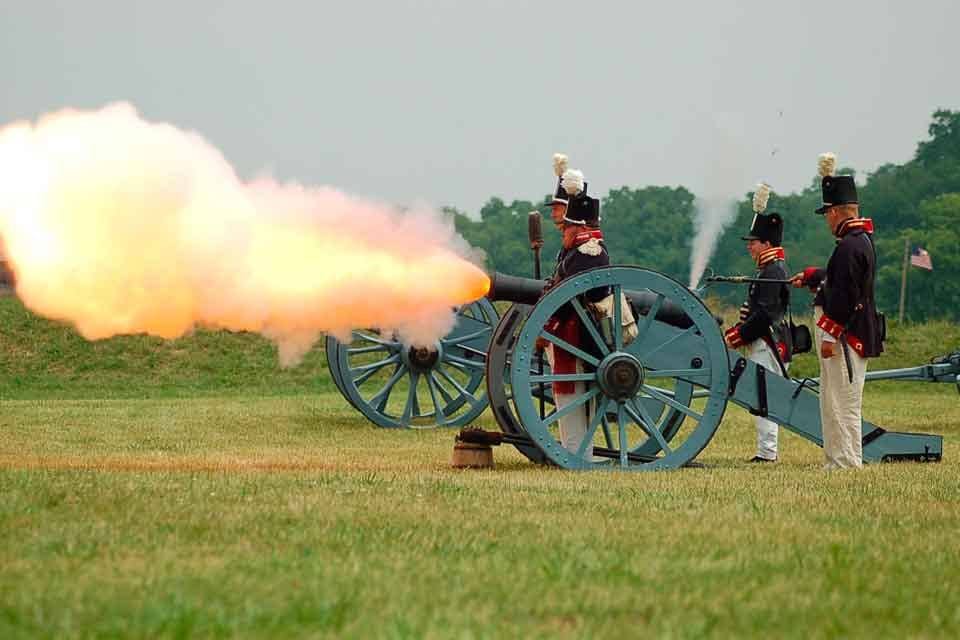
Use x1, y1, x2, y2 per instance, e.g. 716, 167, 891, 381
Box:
554, 383, 592, 457
748, 339, 788, 460
814, 307, 868, 469
545, 346, 592, 458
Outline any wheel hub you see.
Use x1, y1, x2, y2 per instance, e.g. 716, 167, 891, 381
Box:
402, 342, 442, 373
597, 352, 645, 401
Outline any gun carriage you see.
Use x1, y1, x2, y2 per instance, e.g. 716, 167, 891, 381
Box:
326, 265, 955, 470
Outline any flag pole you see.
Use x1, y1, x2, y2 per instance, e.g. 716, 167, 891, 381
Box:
898, 236, 909, 323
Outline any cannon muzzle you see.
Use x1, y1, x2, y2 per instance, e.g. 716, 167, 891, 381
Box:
486, 271, 695, 329
486, 271, 548, 306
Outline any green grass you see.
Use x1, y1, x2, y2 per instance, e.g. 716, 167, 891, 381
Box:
2, 294, 960, 638
0, 296, 335, 399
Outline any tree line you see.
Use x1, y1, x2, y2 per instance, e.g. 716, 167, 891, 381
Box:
450, 110, 960, 321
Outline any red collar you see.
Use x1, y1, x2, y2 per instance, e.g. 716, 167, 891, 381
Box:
572, 229, 604, 245
835, 218, 874, 238
756, 246, 785, 267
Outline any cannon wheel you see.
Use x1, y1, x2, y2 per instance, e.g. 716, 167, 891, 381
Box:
510, 266, 729, 470
486, 304, 553, 464
486, 304, 696, 463
332, 299, 498, 428
324, 336, 359, 410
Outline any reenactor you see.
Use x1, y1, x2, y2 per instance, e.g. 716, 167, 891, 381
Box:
538, 153, 609, 457
791, 153, 884, 469
724, 184, 792, 462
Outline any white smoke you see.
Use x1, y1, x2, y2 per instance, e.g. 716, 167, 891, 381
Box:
688, 196, 739, 288
687, 117, 750, 289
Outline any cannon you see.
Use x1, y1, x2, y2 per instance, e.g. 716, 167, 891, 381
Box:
460, 265, 949, 469
324, 262, 952, 468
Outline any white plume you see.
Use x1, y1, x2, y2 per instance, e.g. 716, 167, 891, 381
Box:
818, 152, 837, 177
552, 153, 568, 177
561, 169, 584, 195
752, 183, 771, 213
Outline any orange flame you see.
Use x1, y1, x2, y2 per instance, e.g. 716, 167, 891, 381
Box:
0, 104, 490, 364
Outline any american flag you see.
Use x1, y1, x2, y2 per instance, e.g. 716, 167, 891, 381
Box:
910, 246, 933, 271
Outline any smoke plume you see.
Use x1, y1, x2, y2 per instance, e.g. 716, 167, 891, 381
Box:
0, 104, 489, 365
687, 118, 750, 289
688, 196, 739, 288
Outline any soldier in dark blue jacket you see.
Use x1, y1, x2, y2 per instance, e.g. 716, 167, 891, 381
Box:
724, 210, 792, 462
792, 154, 883, 469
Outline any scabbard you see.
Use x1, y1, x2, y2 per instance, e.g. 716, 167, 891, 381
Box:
839, 334, 854, 384
765, 328, 789, 378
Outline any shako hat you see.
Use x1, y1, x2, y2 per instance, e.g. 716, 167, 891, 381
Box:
814, 152, 858, 214
742, 212, 783, 245
740, 183, 782, 244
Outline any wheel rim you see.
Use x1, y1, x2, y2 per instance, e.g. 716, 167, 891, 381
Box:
325, 336, 359, 410
510, 266, 729, 469
485, 304, 554, 464
334, 299, 498, 428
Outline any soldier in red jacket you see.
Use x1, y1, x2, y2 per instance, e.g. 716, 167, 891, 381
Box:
792, 153, 883, 469
538, 154, 609, 458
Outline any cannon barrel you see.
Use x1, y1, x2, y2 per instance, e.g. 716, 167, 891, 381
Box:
486, 271, 694, 329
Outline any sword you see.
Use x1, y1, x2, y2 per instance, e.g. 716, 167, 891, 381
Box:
839, 332, 854, 384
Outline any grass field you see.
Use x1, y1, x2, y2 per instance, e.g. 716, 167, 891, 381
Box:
2, 296, 960, 638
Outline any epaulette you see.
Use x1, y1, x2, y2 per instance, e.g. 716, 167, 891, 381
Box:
756, 246, 785, 267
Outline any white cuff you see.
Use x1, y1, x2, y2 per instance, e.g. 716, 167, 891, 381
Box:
820, 329, 836, 343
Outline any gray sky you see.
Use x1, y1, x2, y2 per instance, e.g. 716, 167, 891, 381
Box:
2, 1, 958, 213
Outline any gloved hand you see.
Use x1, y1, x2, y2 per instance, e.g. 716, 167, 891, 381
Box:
724, 325, 744, 348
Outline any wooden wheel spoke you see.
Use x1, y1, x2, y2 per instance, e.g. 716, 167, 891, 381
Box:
436, 365, 482, 407
538, 331, 600, 367
529, 373, 596, 384
401, 372, 421, 424
600, 412, 615, 449
640, 384, 703, 422
429, 372, 457, 406
347, 344, 390, 355
617, 403, 628, 467
575, 398, 609, 460
541, 387, 601, 428
442, 325, 492, 346
637, 293, 664, 339
612, 285, 624, 351
569, 297, 610, 357
353, 331, 396, 347
425, 374, 447, 425
442, 353, 486, 371
351, 354, 401, 386
370, 365, 406, 413
625, 400, 673, 455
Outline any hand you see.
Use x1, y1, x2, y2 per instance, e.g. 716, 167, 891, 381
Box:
820, 341, 835, 359
790, 272, 806, 288
723, 325, 744, 349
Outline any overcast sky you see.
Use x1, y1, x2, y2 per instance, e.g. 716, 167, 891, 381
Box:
2, 1, 958, 214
